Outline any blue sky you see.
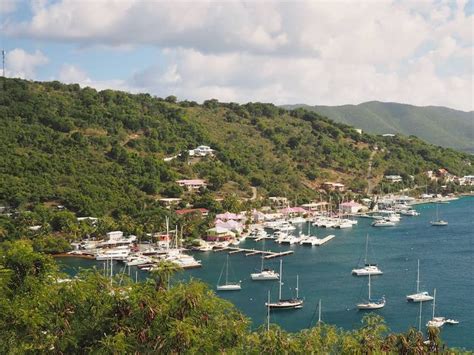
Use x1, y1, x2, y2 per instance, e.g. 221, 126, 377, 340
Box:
1, 0, 473, 111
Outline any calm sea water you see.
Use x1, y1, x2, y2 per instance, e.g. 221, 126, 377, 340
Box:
58, 197, 474, 349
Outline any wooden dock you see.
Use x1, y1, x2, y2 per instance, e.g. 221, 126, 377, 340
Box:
213, 246, 293, 259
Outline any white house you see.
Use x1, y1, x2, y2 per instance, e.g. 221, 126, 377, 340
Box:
189, 145, 214, 157
384, 175, 403, 183
176, 179, 207, 191
339, 201, 364, 214
459, 175, 474, 186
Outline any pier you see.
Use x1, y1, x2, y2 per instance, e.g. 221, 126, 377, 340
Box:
213, 246, 293, 259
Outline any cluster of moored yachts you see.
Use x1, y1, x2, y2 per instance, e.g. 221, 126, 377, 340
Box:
216, 252, 459, 327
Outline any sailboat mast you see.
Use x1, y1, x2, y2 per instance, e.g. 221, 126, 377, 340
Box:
364, 234, 369, 265
296, 275, 299, 299
279, 259, 283, 300
416, 259, 420, 293
432, 288, 436, 319
368, 273, 371, 300
225, 255, 229, 285
318, 299, 322, 324
418, 299, 422, 332
267, 290, 271, 331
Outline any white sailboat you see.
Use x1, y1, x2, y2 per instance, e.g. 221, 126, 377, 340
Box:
426, 289, 445, 328
216, 255, 241, 291
356, 274, 386, 310
265, 260, 303, 309
352, 234, 383, 276
406, 260, 433, 302
251, 251, 279, 281
431, 203, 448, 226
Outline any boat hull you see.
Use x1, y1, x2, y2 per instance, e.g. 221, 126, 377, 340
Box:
266, 299, 303, 309
216, 284, 241, 291
251, 273, 279, 280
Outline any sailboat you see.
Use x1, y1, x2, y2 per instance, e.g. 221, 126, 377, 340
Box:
251, 240, 279, 281
216, 255, 241, 291
356, 274, 386, 310
431, 203, 448, 226
352, 234, 383, 276
265, 260, 303, 309
406, 260, 433, 302
426, 289, 445, 327
251, 256, 279, 281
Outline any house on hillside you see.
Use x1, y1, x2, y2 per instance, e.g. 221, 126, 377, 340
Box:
339, 200, 365, 214
458, 175, 474, 186
301, 202, 329, 212
158, 198, 182, 208
176, 179, 207, 191
206, 227, 236, 242
189, 145, 214, 157
384, 175, 403, 183
268, 196, 288, 206
322, 182, 345, 192
176, 208, 209, 217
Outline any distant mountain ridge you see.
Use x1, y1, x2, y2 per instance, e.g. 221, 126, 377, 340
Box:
283, 101, 474, 152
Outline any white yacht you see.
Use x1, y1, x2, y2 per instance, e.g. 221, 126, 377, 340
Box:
356, 274, 386, 310
125, 254, 152, 266
279, 235, 299, 245
431, 203, 448, 226
216, 255, 241, 291
251, 243, 279, 281
265, 260, 303, 309
96, 246, 130, 261
426, 289, 445, 328
371, 219, 396, 227
407, 260, 433, 302
352, 234, 383, 276
335, 220, 353, 229
289, 216, 306, 224
401, 209, 420, 216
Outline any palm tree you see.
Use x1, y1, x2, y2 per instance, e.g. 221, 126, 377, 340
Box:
150, 260, 182, 290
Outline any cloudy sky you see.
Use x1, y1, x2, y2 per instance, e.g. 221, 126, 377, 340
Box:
1, 0, 473, 110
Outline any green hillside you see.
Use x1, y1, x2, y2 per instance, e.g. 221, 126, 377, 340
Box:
284, 102, 474, 152
1, 78, 473, 218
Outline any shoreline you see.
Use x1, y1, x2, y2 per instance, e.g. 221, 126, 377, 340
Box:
53, 253, 95, 259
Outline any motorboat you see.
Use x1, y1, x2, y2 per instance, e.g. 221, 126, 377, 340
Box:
96, 246, 130, 261
445, 319, 459, 325
371, 219, 396, 227
400, 209, 420, 216
407, 260, 433, 302
289, 216, 306, 224
279, 235, 299, 245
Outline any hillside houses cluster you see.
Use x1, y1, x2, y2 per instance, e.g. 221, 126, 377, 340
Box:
426, 169, 474, 185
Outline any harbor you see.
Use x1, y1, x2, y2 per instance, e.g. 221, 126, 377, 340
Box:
58, 196, 474, 349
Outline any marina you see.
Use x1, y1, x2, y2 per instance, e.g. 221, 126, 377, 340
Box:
58, 196, 474, 349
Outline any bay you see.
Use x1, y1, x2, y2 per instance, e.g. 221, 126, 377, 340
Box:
58, 196, 474, 349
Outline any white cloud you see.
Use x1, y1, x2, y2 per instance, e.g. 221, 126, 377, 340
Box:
58, 64, 89, 83
5, 48, 48, 79
0, 0, 18, 14
2, 0, 473, 110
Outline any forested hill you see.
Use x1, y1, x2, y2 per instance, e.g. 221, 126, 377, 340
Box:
284, 102, 474, 153
1, 78, 473, 217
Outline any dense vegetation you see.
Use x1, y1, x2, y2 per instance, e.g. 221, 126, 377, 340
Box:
286, 101, 474, 153
0, 240, 463, 354
1, 78, 473, 220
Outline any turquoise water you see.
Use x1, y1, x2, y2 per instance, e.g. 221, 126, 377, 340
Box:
58, 197, 474, 349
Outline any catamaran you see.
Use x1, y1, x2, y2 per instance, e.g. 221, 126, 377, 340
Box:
216, 255, 241, 291
406, 260, 433, 302
431, 203, 448, 226
352, 234, 383, 276
265, 260, 303, 309
356, 273, 386, 310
